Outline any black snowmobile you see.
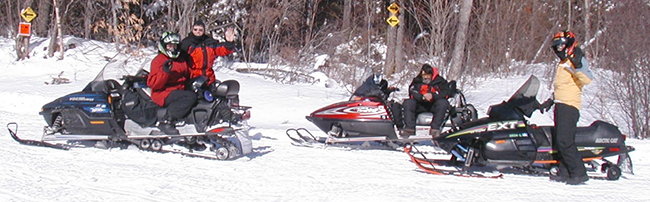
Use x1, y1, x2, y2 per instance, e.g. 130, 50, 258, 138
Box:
287, 76, 478, 149
406, 75, 635, 180
8, 58, 252, 160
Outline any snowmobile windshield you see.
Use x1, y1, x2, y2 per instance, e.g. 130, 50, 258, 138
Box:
82, 54, 148, 94
507, 75, 541, 118
507, 75, 540, 102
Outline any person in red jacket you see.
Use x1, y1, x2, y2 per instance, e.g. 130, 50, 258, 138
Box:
148, 32, 197, 134
180, 20, 236, 85
400, 64, 451, 138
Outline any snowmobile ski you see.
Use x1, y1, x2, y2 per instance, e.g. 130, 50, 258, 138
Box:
286, 128, 409, 150
7, 122, 71, 150
8, 122, 250, 160
286, 127, 438, 150
405, 144, 503, 179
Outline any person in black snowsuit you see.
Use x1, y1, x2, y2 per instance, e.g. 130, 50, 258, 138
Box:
400, 64, 450, 138
351, 74, 403, 129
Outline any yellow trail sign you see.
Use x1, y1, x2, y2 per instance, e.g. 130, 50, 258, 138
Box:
21, 7, 38, 22
387, 2, 399, 14
387, 15, 399, 27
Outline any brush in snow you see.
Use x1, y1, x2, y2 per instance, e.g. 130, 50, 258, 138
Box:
8, 58, 253, 160
411, 76, 635, 180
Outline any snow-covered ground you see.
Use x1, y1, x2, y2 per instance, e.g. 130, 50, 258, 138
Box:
1, 37, 648, 201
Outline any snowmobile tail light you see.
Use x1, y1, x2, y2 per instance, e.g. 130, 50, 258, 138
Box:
609, 147, 620, 152
242, 110, 251, 120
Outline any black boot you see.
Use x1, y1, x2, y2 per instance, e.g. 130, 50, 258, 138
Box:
157, 119, 179, 135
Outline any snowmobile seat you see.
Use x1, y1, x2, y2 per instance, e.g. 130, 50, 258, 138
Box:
212, 80, 240, 98
416, 112, 434, 125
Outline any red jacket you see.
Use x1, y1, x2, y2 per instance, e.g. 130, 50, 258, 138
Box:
147, 54, 190, 106
180, 35, 234, 84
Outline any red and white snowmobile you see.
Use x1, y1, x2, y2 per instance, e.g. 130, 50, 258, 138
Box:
287, 79, 477, 149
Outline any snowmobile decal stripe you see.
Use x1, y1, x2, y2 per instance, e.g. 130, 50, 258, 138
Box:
446, 121, 526, 138
534, 156, 602, 164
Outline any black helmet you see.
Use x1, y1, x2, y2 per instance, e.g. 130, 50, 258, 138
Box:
551, 31, 577, 60
157, 31, 181, 58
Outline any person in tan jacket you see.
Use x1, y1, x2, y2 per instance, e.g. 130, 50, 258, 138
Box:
549, 31, 594, 185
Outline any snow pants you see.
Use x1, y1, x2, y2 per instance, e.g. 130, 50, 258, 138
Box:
403, 98, 450, 130
164, 90, 197, 121
553, 103, 587, 178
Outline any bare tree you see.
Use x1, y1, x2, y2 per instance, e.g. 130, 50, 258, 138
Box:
83, 0, 93, 39
34, 0, 51, 37
342, 0, 352, 30
601, 0, 650, 139
448, 0, 472, 81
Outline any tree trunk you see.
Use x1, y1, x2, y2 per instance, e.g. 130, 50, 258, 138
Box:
583, 0, 590, 56
33, 0, 50, 37
47, 0, 59, 58
384, 2, 397, 76
49, 0, 64, 59
342, 0, 352, 31
177, 0, 195, 37
112, 0, 119, 52
394, 0, 405, 74
448, 0, 472, 81
567, 0, 572, 30
16, 0, 35, 61
84, 0, 93, 39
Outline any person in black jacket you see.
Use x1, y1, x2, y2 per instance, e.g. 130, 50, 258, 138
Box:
400, 64, 450, 138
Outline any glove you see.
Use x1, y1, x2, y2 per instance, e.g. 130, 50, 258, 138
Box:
539, 98, 554, 113
162, 59, 173, 73
569, 47, 584, 69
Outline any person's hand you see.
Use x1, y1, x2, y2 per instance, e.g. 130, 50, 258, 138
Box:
225, 27, 235, 42
423, 93, 433, 101
163, 59, 173, 73
539, 98, 554, 114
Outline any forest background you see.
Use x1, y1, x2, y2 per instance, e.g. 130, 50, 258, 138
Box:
1, 0, 648, 139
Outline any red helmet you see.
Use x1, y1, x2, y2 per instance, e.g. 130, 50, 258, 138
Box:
551, 31, 578, 58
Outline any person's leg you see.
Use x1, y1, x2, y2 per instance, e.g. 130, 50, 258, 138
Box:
430, 98, 450, 130
164, 90, 198, 120
402, 99, 417, 130
554, 103, 588, 184
389, 101, 404, 129
158, 90, 197, 134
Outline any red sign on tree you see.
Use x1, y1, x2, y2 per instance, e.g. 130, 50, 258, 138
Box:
19, 22, 31, 36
